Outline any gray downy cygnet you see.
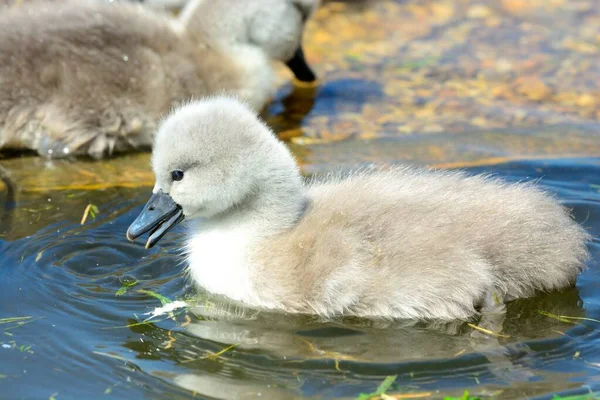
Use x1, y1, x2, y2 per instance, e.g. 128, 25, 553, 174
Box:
127, 96, 590, 323
0, 0, 318, 158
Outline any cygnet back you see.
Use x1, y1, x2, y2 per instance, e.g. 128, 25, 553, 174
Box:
0, 0, 318, 158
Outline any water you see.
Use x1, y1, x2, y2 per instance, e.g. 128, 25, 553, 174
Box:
0, 158, 599, 399
2, 0, 600, 398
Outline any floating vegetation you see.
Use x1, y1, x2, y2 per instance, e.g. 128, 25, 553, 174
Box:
453, 349, 467, 357
103, 311, 187, 330
137, 289, 172, 306
164, 330, 177, 350
115, 278, 138, 296
552, 392, 600, 400
356, 375, 397, 400
299, 338, 359, 371
0, 316, 33, 325
0, 316, 42, 331
23, 204, 55, 214
355, 376, 433, 399
80, 204, 99, 225
443, 391, 480, 400
382, 393, 432, 399
18, 344, 33, 353
180, 343, 238, 364
104, 289, 192, 329
538, 311, 600, 325
467, 323, 510, 338
0, 341, 34, 354
439, 389, 600, 400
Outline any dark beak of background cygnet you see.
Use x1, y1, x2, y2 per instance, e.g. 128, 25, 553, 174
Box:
286, 46, 316, 83
126, 190, 184, 249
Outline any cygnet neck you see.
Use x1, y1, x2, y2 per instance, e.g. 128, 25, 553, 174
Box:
178, 12, 224, 52
178, 2, 263, 57
195, 171, 306, 238
178, 4, 274, 109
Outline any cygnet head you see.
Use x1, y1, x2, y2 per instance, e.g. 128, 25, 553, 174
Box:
180, 0, 319, 82
126, 96, 303, 248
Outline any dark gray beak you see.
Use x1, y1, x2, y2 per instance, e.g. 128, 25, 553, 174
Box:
286, 46, 316, 83
126, 190, 184, 249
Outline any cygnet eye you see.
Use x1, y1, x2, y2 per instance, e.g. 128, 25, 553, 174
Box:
171, 170, 184, 181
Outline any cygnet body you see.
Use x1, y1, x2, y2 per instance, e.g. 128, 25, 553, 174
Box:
127, 97, 590, 321
0, 0, 318, 158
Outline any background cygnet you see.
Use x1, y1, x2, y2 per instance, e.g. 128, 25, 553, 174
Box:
127, 96, 591, 322
0, 0, 318, 158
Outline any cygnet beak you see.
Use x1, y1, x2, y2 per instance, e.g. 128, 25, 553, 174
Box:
286, 46, 316, 83
126, 190, 184, 249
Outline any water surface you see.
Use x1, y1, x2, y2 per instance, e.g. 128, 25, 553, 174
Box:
1, 158, 599, 399
2, 0, 600, 398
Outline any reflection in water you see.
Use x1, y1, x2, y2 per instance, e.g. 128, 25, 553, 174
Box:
174, 374, 300, 400
164, 289, 583, 397
113, 282, 593, 399
183, 288, 586, 361
267, 80, 320, 140
0, 164, 16, 233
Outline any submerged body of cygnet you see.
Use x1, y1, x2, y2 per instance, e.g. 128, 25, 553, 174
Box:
0, 0, 318, 158
127, 97, 590, 321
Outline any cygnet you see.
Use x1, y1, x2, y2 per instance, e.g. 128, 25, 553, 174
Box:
127, 96, 590, 321
0, 0, 318, 158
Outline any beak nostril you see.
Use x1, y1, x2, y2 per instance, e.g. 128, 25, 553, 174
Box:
149, 206, 155, 211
